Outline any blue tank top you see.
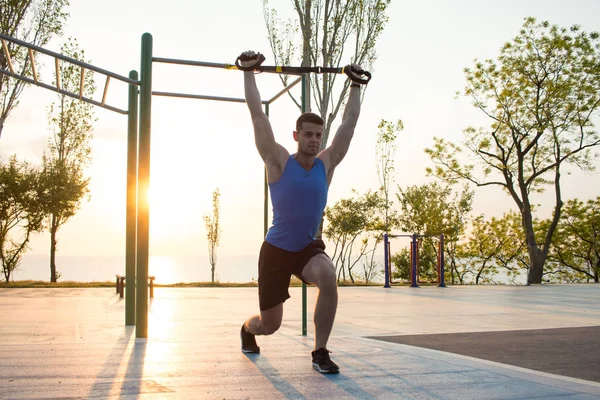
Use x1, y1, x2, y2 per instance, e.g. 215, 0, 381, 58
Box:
265, 155, 329, 251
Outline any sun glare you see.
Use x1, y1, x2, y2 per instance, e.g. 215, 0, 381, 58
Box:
149, 255, 178, 284
147, 186, 157, 208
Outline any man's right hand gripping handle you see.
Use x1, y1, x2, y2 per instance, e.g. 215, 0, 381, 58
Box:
236, 51, 266, 71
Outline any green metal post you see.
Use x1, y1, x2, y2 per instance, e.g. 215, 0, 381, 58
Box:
136, 33, 153, 338
301, 74, 307, 336
264, 103, 269, 238
125, 70, 139, 326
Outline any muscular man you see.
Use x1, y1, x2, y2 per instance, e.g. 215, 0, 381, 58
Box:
239, 51, 365, 374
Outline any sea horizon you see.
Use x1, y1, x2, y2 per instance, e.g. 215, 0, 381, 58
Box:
8, 253, 527, 285
11, 254, 264, 284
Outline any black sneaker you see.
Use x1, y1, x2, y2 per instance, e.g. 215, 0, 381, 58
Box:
311, 348, 339, 374
240, 323, 260, 354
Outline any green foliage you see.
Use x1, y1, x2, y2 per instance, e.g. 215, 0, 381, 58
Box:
390, 248, 410, 282
416, 238, 442, 283
389, 239, 440, 283
39, 159, 89, 224
42, 37, 95, 282
425, 17, 600, 284
396, 182, 473, 283
203, 188, 222, 283
398, 182, 454, 235
0, 155, 45, 282
544, 197, 600, 283
0, 0, 69, 137
323, 189, 385, 283
263, 0, 391, 146
457, 212, 528, 284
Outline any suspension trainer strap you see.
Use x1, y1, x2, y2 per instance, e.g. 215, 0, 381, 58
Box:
234, 54, 371, 84
255, 65, 371, 84
257, 65, 323, 74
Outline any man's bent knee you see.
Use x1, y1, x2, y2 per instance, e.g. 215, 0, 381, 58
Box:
317, 269, 337, 293
262, 322, 281, 335
258, 303, 283, 335
303, 255, 337, 290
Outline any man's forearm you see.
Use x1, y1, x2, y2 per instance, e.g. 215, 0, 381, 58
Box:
244, 71, 263, 117
342, 85, 361, 123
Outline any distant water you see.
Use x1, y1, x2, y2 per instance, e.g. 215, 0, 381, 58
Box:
11, 254, 261, 284
10, 253, 524, 285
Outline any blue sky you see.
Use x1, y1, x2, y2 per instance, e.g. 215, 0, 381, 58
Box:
2, 0, 600, 258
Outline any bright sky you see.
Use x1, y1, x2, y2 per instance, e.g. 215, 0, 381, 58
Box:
2, 0, 600, 258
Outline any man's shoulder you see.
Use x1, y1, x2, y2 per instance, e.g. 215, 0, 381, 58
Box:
266, 153, 293, 184
316, 151, 334, 177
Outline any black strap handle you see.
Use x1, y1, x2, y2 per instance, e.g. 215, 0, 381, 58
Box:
344, 64, 371, 85
235, 53, 266, 71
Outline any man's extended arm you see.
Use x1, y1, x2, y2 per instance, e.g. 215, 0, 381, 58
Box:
322, 83, 361, 169
244, 70, 278, 162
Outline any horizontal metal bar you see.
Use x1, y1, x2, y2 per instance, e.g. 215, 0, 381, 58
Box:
388, 234, 442, 238
267, 77, 302, 104
153, 57, 325, 76
153, 56, 348, 74
152, 91, 267, 104
0, 33, 139, 86
0, 67, 128, 115
153, 57, 239, 70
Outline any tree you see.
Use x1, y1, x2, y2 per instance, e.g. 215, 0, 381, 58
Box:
0, 0, 69, 138
390, 247, 410, 282
376, 119, 403, 233
426, 18, 600, 284
41, 37, 94, 282
359, 239, 381, 284
544, 197, 599, 283
457, 212, 528, 284
364, 118, 403, 283
263, 0, 391, 147
323, 189, 384, 283
396, 182, 473, 283
0, 155, 45, 282
203, 188, 221, 283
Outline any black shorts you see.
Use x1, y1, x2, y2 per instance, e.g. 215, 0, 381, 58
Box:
258, 239, 327, 311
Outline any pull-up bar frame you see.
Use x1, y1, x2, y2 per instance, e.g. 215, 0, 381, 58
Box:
1, 31, 319, 339
137, 33, 310, 337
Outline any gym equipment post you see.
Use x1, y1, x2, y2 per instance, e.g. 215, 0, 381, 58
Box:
383, 233, 446, 288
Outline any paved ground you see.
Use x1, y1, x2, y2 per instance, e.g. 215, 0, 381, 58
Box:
1, 284, 599, 399
369, 326, 600, 382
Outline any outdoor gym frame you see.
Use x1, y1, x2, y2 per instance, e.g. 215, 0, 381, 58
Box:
383, 233, 446, 288
0, 32, 312, 338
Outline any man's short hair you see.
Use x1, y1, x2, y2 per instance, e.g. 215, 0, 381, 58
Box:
296, 112, 324, 132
